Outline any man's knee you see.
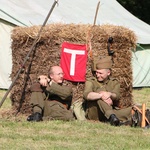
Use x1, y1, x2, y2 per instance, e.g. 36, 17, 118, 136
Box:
44, 101, 74, 121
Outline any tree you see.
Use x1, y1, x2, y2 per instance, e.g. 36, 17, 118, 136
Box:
117, 0, 150, 25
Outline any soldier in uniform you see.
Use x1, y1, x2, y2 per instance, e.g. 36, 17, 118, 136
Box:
27, 66, 74, 121
83, 56, 132, 126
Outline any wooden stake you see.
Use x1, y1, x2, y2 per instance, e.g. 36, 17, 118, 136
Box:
141, 103, 146, 127
93, 1, 100, 26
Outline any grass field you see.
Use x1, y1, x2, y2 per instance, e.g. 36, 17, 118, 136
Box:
0, 88, 150, 150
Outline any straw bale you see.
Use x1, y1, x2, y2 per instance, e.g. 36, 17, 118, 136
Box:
10, 23, 136, 114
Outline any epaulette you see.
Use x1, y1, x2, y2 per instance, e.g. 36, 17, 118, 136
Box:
109, 77, 119, 82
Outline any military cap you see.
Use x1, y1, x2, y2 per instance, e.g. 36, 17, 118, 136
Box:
91, 56, 113, 71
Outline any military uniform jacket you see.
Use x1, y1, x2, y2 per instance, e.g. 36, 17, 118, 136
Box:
83, 77, 120, 120
46, 82, 73, 109
83, 77, 120, 103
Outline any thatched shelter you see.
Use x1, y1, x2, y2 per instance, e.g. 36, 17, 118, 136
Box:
10, 23, 136, 114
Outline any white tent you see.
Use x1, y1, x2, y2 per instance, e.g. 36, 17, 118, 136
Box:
0, 19, 14, 89
0, 0, 150, 89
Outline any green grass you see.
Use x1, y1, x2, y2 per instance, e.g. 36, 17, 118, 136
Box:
132, 88, 150, 107
0, 88, 150, 150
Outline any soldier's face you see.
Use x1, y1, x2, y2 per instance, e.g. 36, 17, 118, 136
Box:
50, 67, 64, 83
96, 69, 110, 81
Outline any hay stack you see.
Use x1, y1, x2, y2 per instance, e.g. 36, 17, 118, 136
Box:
10, 23, 136, 114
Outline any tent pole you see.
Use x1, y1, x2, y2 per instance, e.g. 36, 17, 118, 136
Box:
93, 1, 100, 26
0, 0, 58, 108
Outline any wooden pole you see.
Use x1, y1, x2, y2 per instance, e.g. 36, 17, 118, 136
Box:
141, 103, 146, 127
93, 1, 100, 26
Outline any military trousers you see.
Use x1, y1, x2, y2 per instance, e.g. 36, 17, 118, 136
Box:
97, 100, 132, 122
30, 92, 74, 121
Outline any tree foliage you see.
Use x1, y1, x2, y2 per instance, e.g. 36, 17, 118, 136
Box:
117, 0, 150, 25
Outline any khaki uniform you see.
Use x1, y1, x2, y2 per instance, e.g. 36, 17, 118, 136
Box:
30, 82, 74, 121
83, 77, 132, 122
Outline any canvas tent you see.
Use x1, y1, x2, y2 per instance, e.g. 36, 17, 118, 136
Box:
0, 0, 150, 89
0, 19, 14, 89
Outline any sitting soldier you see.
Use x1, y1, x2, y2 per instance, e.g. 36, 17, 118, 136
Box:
83, 56, 132, 126
27, 65, 74, 121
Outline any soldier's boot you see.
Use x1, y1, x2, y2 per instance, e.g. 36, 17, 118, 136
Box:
27, 112, 43, 122
109, 114, 120, 126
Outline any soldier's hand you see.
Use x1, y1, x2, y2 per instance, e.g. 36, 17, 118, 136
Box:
99, 91, 112, 100
104, 98, 113, 106
38, 75, 50, 87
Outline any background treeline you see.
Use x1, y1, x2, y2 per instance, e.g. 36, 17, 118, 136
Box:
117, 0, 150, 25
